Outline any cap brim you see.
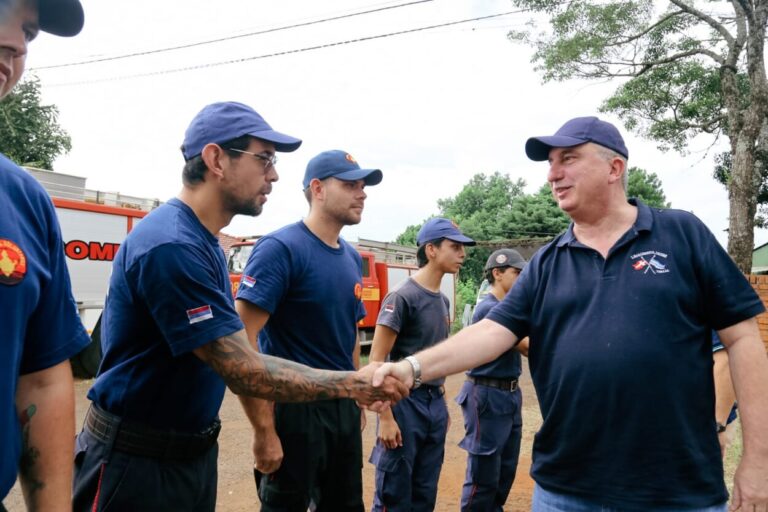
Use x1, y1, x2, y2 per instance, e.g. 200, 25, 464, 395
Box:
445, 234, 476, 246
334, 168, 383, 186
525, 135, 587, 161
249, 129, 303, 153
39, 0, 85, 36
512, 261, 527, 270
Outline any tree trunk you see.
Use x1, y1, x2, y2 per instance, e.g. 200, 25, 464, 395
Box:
728, 131, 760, 272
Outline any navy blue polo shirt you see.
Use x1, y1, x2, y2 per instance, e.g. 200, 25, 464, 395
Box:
486, 199, 764, 510
468, 294, 521, 379
236, 222, 366, 371
88, 199, 243, 432
0, 156, 90, 499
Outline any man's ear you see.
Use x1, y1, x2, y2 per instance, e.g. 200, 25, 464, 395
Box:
608, 156, 626, 186
200, 143, 227, 180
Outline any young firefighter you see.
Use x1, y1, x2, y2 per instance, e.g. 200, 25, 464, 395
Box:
369, 218, 475, 512
456, 248, 528, 511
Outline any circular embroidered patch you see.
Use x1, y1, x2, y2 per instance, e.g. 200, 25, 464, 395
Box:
0, 239, 27, 285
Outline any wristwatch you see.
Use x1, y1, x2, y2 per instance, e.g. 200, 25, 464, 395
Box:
716, 422, 727, 434
404, 356, 422, 389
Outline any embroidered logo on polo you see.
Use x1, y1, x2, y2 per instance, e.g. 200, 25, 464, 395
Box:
0, 239, 27, 285
630, 250, 669, 274
187, 305, 214, 324
383, 303, 395, 313
241, 275, 256, 288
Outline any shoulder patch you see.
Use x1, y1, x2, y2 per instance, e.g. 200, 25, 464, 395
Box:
0, 239, 27, 285
187, 305, 214, 324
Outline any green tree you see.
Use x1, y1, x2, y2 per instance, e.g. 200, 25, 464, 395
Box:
509, 0, 768, 272
627, 167, 670, 208
507, 183, 570, 238
0, 76, 72, 169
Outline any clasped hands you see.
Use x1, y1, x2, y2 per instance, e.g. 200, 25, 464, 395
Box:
351, 360, 414, 412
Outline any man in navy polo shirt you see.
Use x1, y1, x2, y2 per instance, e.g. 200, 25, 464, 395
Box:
236, 150, 382, 511
457, 248, 528, 512
0, 1, 91, 510
72, 111, 405, 512
373, 116, 768, 511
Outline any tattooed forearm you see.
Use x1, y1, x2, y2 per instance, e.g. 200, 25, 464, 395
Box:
197, 333, 397, 404
18, 404, 45, 495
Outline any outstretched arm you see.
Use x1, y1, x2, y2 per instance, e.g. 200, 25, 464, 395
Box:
16, 360, 76, 512
193, 330, 407, 405
373, 318, 518, 387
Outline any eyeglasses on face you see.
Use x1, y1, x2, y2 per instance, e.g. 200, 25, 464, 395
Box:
225, 148, 278, 168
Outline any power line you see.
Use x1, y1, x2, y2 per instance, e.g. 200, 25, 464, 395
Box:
45, 9, 525, 87
30, 0, 434, 70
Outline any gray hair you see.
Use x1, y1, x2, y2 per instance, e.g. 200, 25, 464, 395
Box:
597, 146, 629, 192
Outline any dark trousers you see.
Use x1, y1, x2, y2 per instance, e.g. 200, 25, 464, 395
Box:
370, 385, 449, 512
255, 399, 363, 512
72, 428, 218, 512
456, 380, 523, 512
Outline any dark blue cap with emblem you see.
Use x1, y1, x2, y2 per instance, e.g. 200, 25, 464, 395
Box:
302, 150, 383, 189
182, 102, 302, 160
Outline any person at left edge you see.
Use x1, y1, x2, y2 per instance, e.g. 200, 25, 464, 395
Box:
0, 1, 90, 511
71, 103, 407, 512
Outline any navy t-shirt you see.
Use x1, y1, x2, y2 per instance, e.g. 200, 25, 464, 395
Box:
486, 199, 765, 509
236, 221, 366, 371
88, 199, 243, 432
0, 156, 90, 499
468, 293, 522, 379
377, 278, 450, 386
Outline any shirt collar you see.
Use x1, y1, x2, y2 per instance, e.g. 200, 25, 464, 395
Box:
555, 197, 654, 248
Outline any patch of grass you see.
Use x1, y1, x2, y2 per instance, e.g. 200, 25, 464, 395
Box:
723, 420, 743, 495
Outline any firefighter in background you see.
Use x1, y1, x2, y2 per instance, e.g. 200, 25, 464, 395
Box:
0, 1, 91, 509
456, 248, 529, 511
369, 218, 476, 512
72, 108, 405, 512
235, 150, 383, 512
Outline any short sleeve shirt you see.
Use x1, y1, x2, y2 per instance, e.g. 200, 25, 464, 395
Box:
0, 156, 90, 498
377, 278, 450, 386
88, 199, 243, 432
236, 222, 366, 371
486, 199, 764, 509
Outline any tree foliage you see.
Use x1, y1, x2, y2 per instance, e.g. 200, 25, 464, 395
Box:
0, 76, 72, 169
509, 0, 768, 271
627, 167, 670, 208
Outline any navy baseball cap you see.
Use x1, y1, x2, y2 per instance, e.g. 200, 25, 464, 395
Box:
525, 116, 628, 161
39, 0, 85, 37
302, 150, 383, 189
485, 248, 526, 271
417, 218, 476, 246
182, 102, 302, 160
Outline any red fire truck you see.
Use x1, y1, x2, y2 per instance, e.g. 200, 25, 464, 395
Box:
226, 238, 457, 345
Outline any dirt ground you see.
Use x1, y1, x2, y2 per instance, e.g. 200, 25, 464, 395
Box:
5, 367, 540, 511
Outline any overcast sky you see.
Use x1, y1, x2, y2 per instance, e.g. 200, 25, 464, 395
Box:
26, 0, 767, 248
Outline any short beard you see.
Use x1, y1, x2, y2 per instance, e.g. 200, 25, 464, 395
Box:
223, 190, 262, 217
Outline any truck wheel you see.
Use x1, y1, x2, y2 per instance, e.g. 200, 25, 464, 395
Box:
70, 314, 103, 379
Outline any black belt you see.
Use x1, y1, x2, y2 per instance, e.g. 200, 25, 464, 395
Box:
413, 384, 445, 397
467, 376, 519, 392
84, 404, 220, 461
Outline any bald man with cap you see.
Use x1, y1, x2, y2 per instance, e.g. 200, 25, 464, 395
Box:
372, 116, 768, 511
0, 1, 90, 510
